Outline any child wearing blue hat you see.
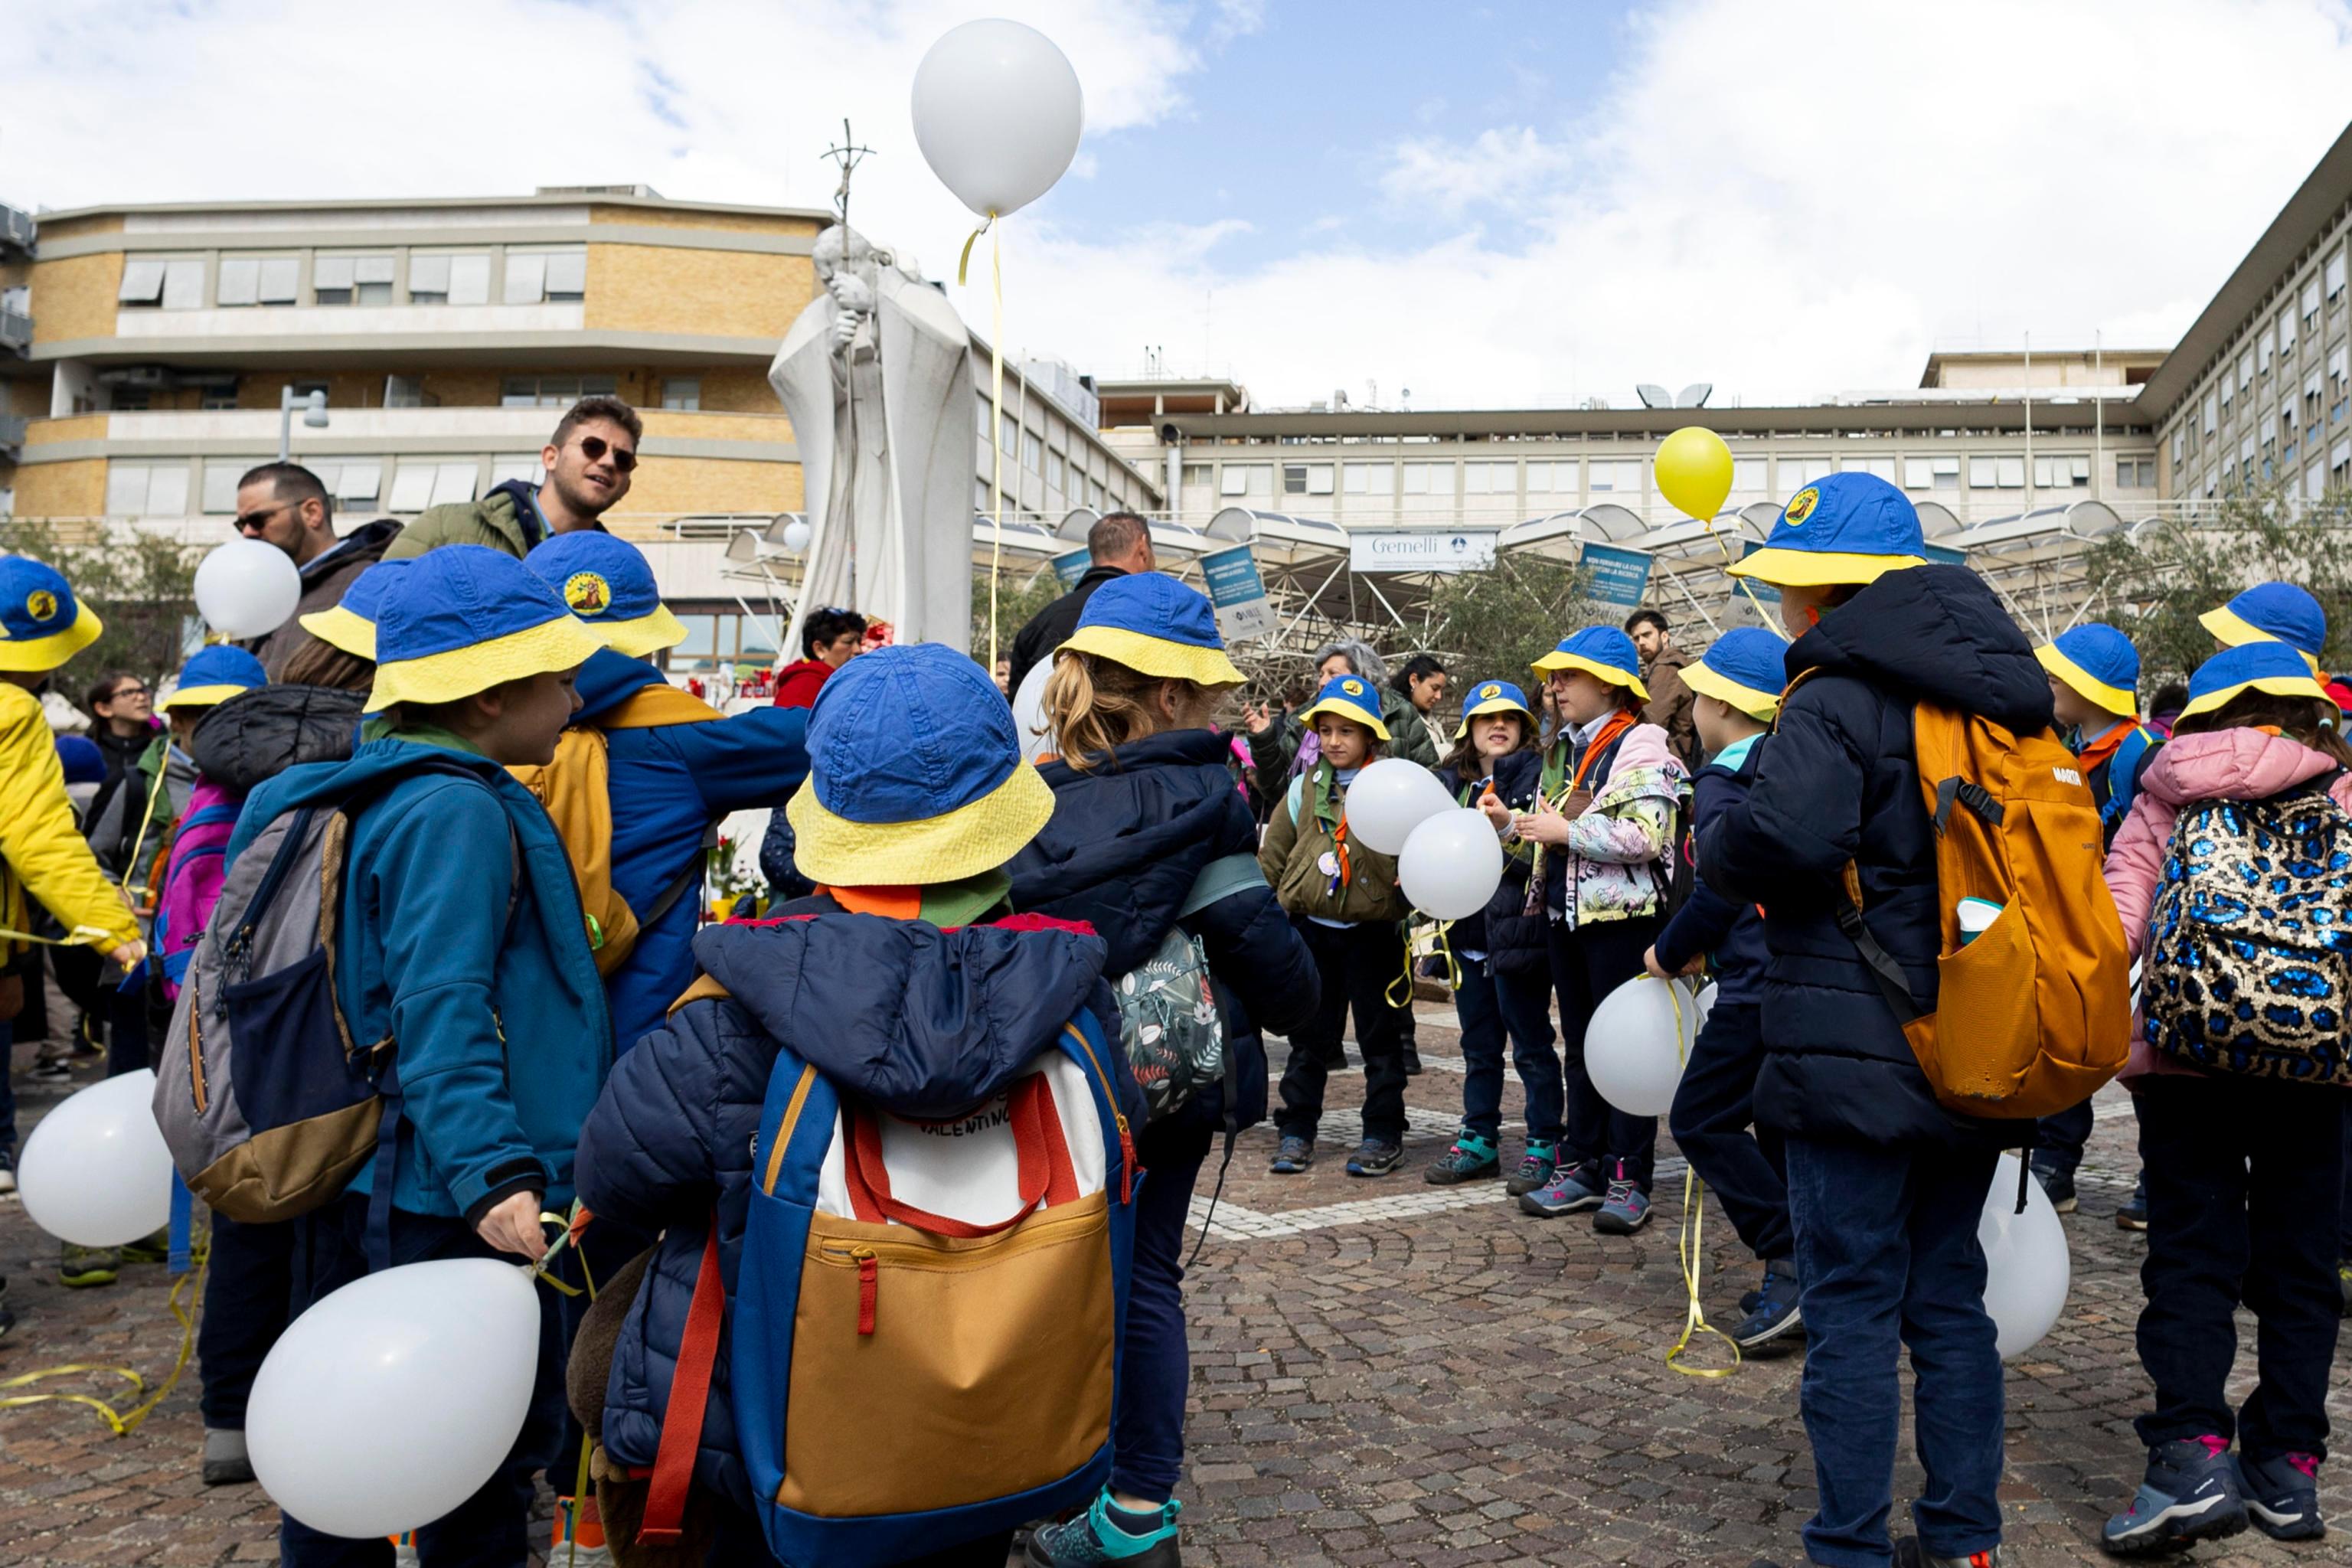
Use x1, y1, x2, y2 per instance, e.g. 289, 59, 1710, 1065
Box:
1010, 572, 1320, 1567
1489, 625, 1687, 1233
233, 544, 612, 1566
1260, 672, 1415, 1177
1420, 679, 1562, 1192
2096, 639, 2352, 1553
2202, 581, 2327, 674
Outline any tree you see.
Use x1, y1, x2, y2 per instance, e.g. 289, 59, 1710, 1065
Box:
0, 518, 200, 696
971, 561, 1062, 665
1419, 553, 1600, 686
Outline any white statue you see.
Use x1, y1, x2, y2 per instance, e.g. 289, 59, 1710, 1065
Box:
769, 224, 976, 655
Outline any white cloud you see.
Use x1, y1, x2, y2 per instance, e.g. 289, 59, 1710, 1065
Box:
1379, 127, 1575, 217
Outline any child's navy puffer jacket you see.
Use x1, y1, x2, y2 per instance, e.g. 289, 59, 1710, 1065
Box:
1006, 728, 1319, 1133
1429, 749, 1545, 974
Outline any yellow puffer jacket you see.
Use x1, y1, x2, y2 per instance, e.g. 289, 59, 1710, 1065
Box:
0, 683, 139, 957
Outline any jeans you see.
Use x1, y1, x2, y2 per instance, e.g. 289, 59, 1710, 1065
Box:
278, 1194, 567, 1568
1112, 1116, 1214, 1502
199, 1211, 297, 1429
1785, 1135, 2004, 1568
1666, 1003, 1791, 1262
2032, 1099, 2093, 1174
1276, 920, 1409, 1146
1454, 955, 1563, 1145
2135, 1075, 2347, 1462
1547, 914, 1661, 1190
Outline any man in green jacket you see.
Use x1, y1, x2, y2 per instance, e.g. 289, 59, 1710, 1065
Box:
384, 394, 639, 560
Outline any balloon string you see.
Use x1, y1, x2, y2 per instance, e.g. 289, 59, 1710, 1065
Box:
982, 216, 1006, 674
1666, 1167, 1741, 1378
0, 923, 125, 949
1385, 921, 1417, 1009
0, 1250, 207, 1433
122, 767, 171, 904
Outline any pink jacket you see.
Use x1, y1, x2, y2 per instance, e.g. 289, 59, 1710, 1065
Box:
2102, 727, 2352, 1082
156, 776, 243, 1001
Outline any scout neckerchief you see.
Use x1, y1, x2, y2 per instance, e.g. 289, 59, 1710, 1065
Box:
1306, 761, 1354, 898
2073, 715, 2143, 778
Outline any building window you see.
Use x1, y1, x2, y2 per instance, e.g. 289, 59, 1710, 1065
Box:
109, 388, 152, 412
2032, 455, 2089, 488
198, 387, 238, 410
1047, 450, 1066, 492
501, 374, 616, 408
2171, 428, 2185, 466
1219, 465, 1268, 498
1000, 412, 1018, 456
1462, 461, 1512, 495
490, 455, 544, 488
2333, 436, 2351, 488
1779, 456, 1833, 490
2302, 277, 2321, 331
1589, 459, 1642, 494
503, 248, 587, 305
117, 257, 205, 309
216, 256, 300, 308
387, 459, 481, 512
201, 464, 243, 514
1402, 461, 1453, 494
2203, 392, 2219, 436
2237, 349, 2254, 397
2280, 305, 2298, 358
1180, 462, 1211, 490
2259, 327, 2275, 378
2115, 457, 2156, 488
314, 255, 395, 305
1022, 429, 1041, 475
105, 461, 192, 515
384, 374, 430, 409
1525, 459, 1576, 493
408, 253, 492, 306
660, 377, 701, 411
2328, 249, 2347, 305
1282, 462, 1334, 495
1839, 456, 1896, 482
1968, 456, 1999, 488
1344, 461, 1396, 495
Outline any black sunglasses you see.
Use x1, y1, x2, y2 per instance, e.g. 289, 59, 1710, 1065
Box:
232, 500, 296, 534
576, 435, 637, 473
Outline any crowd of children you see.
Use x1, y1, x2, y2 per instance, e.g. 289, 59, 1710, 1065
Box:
3, 397, 2351, 1568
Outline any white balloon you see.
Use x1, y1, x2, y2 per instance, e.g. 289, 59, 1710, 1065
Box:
910, 19, 1085, 220
1586, 975, 1700, 1117
1978, 1152, 2072, 1359
248, 1258, 541, 1538
1010, 655, 1055, 762
1692, 980, 1718, 1036
1398, 808, 1505, 921
194, 539, 302, 637
780, 518, 812, 554
17, 1068, 174, 1246
1344, 757, 1455, 854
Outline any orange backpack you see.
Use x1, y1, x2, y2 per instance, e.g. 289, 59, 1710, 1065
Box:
1798, 678, 2132, 1122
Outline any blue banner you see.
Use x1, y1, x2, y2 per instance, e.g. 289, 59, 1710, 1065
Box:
1580, 543, 1655, 609
1922, 543, 1968, 567
1050, 547, 1092, 592
1200, 544, 1277, 641
1733, 542, 1781, 605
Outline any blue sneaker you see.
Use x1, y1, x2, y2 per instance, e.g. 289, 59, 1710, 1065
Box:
1269, 1135, 1314, 1174
1517, 1158, 1605, 1217
1592, 1162, 1651, 1234
1730, 1259, 1804, 1352
1504, 1141, 1559, 1197
1345, 1138, 1403, 1177
2236, 1451, 2324, 1541
1027, 1492, 1181, 1566
2101, 1436, 2247, 1555
1423, 1130, 1500, 1184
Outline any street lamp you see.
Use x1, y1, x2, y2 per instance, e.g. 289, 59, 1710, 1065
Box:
278, 385, 327, 462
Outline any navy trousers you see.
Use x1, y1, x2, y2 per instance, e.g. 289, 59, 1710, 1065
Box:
1112, 1115, 1214, 1502
198, 1211, 297, 1429
1667, 1002, 1792, 1262
1453, 954, 1563, 1145
1546, 914, 1661, 1190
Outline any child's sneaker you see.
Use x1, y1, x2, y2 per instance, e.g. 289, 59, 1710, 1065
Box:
202, 1427, 254, 1486
1423, 1131, 1500, 1184
1518, 1159, 1605, 1217
1026, 1491, 1181, 1566
1504, 1142, 1559, 1196
1893, 1542, 2002, 1566
1730, 1259, 1804, 1352
58, 1245, 118, 1289
2030, 1158, 2076, 1214
119, 1228, 172, 1265
550, 1493, 613, 1566
27, 1059, 71, 1084
1592, 1162, 1651, 1233
1346, 1138, 1403, 1177
1269, 1135, 1315, 1174
2101, 1436, 2247, 1554
2115, 1172, 2148, 1232
2235, 1451, 2324, 1541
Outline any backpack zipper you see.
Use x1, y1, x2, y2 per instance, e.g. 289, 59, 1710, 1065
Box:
1060, 1024, 1135, 1203
186, 972, 207, 1112
853, 1246, 877, 1335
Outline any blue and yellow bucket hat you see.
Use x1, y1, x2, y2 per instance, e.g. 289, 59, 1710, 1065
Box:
2200, 582, 2324, 674
1297, 673, 1391, 740
1453, 678, 1535, 740
1726, 472, 1927, 588
159, 645, 266, 711
2035, 623, 2140, 715
1680, 627, 1787, 720
1533, 626, 1651, 701
298, 560, 410, 661
1057, 572, 1245, 688
524, 531, 688, 660
785, 642, 1055, 886
0, 557, 102, 673
2177, 639, 2331, 722
363, 545, 606, 714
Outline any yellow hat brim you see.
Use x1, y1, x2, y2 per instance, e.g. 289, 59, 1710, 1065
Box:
2200, 606, 2323, 673
589, 605, 689, 659
2035, 644, 2135, 714
1530, 650, 1651, 703
1726, 548, 1927, 587
786, 757, 1055, 887
364, 615, 607, 713
1296, 697, 1390, 741
1681, 661, 1780, 721
0, 600, 103, 673
1452, 697, 1537, 740
158, 683, 256, 711
2178, 671, 2332, 721
299, 604, 378, 660
1057, 624, 1246, 688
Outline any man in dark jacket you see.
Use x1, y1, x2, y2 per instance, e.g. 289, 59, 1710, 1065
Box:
1703, 474, 2036, 1568
229, 462, 403, 680
1005, 511, 1155, 697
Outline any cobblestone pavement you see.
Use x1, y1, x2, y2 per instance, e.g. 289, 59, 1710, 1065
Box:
5, 1010, 2350, 1566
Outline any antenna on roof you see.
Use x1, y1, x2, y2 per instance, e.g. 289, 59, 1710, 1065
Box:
1636, 383, 1673, 409
1677, 382, 1713, 408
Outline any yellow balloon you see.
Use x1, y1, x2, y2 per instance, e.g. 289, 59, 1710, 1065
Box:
1655, 426, 1733, 521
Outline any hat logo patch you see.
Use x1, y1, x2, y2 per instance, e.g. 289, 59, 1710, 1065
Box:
562, 572, 612, 616
1782, 487, 1821, 527
1341, 678, 1364, 696
25, 590, 57, 622
1479, 683, 1501, 700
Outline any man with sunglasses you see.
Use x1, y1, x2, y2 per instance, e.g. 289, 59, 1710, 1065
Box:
384, 394, 641, 564
231, 462, 403, 681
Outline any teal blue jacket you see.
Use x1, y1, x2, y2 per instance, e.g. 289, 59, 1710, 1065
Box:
230, 736, 613, 1221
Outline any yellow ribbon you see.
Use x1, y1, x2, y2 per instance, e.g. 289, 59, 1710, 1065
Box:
1654, 977, 1740, 1378
0, 923, 125, 949
1385, 923, 1418, 1009
0, 1251, 207, 1434
122, 757, 173, 902
531, 1205, 596, 1299
959, 214, 1008, 674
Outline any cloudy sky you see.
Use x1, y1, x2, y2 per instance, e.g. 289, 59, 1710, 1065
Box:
6, 0, 2351, 410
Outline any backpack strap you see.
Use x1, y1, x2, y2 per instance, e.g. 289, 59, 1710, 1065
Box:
639, 818, 721, 932
1832, 862, 1925, 1025
1284, 773, 1305, 826
635, 1218, 724, 1547
839, 1074, 1074, 1234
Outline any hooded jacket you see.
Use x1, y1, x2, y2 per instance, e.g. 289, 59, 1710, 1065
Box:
1537, 720, 1687, 927
2102, 727, 2352, 1085
0, 683, 141, 959
575, 908, 1120, 1515
1259, 764, 1411, 926
562, 648, 810, 1050
1652, 737, 1769, 1003
231, 734, 614, 1220
382, 479, 603, 562
85, 732, 195, 885
769, 657, 835, 710
246, 517, 403, 680
1008, 728, 1321, 1132
1699, 565, 2052, 1148
1641, 648, 1700, 770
